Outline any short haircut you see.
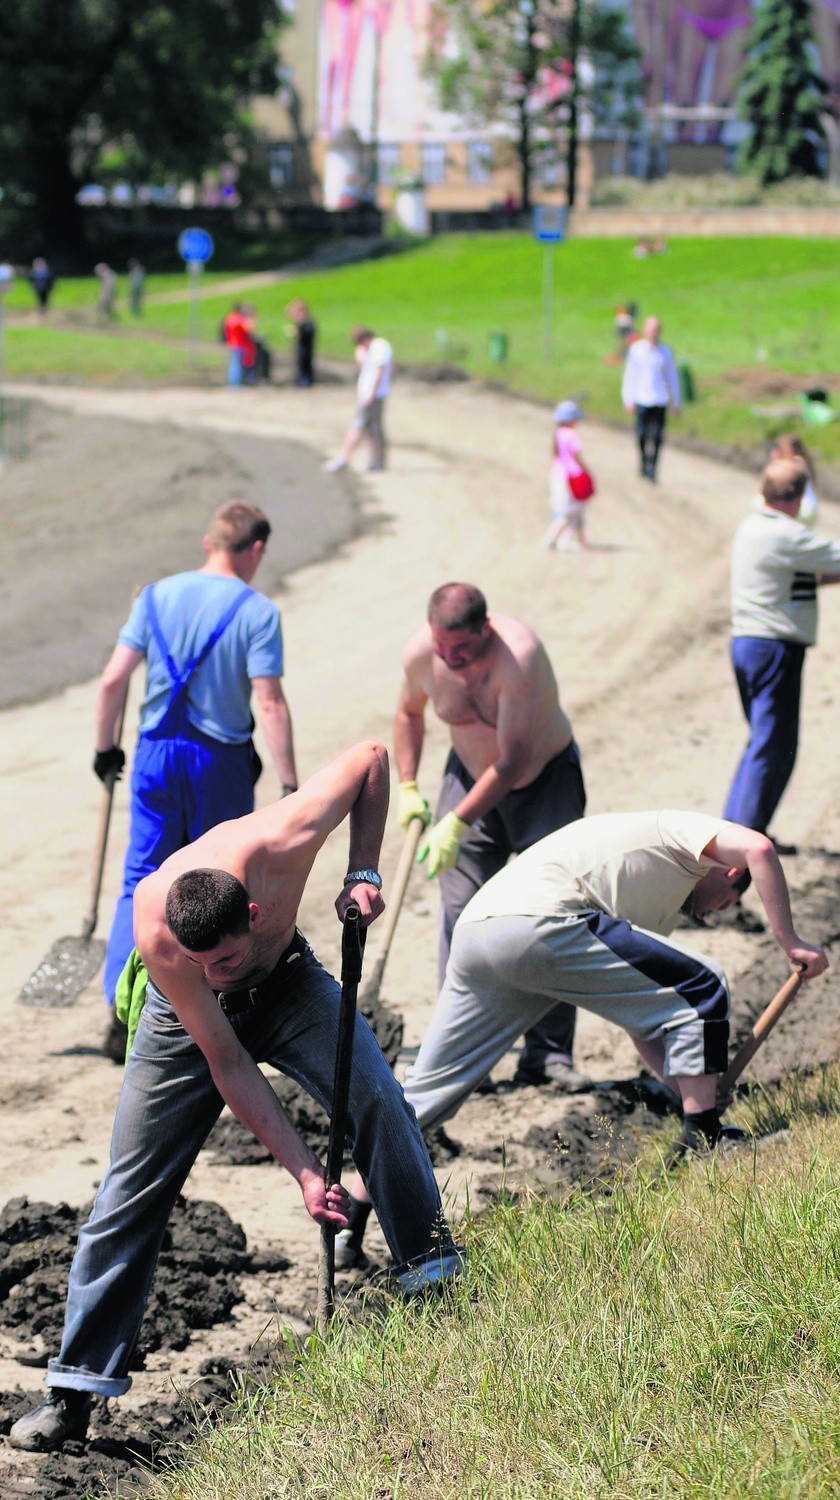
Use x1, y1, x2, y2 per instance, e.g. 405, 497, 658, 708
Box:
427, 583, 488, 633
732, 868, 752, 898
206, 501, 271, 554
165, 869, 251, 951
761, 459, 807, 507
351, 325, 374, 345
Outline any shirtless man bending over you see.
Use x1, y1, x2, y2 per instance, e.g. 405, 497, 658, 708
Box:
338, 584, 588, 1268
11, 742, 458, 1455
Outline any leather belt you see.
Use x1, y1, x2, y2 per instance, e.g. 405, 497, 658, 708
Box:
215, 929, 306, 1016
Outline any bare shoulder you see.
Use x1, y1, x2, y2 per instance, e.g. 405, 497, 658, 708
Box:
491, 613, 545, 674
402, 622, 433, 673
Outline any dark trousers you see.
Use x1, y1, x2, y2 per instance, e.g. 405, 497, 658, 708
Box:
635, 405, 667, 477
435, 743, 587, 1064
723, 637, 806, 833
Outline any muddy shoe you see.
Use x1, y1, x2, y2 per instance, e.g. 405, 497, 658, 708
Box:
513, 1058, 594, 1093
101, 1014, 129, 1064
334, 1229, 369, 1272
9, 1388, 93, 1452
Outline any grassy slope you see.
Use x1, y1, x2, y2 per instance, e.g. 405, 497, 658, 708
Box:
7, 235, 840, 459
138, 1073, 840, 1500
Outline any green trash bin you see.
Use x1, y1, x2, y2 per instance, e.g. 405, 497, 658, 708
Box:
488, 330, 509, 363
678, 361, 695, 404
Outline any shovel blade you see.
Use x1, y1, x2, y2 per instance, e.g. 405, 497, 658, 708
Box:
17, 935, 106, 1008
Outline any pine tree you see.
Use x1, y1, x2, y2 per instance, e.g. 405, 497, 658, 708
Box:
736, 0, 829, 184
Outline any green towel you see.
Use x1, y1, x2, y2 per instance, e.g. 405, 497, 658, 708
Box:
114, 946, 148, 1061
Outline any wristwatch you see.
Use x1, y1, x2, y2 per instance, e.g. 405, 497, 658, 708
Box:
343, 868, 382, 891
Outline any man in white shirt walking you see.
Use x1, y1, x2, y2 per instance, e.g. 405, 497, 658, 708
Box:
325, 325, 393, 472
621, 315, 681, 481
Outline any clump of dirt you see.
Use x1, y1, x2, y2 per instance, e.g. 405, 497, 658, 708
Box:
721, 366, 840, 401
0, 1195, 289, 1367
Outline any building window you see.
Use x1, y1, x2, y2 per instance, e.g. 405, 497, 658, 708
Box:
269, 144, 294, 189
377, 143, 401, 183
467, 141, 493, 184
421, 143, 447, 185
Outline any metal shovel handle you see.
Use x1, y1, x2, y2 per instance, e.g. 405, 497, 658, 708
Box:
317, 903, 366, 1334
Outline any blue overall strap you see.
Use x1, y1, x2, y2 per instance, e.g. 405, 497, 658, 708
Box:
144, 580, 254, 691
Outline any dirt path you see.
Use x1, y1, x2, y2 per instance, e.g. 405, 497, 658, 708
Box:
2, 377, 839, 1494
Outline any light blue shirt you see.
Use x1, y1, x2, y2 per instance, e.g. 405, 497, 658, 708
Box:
120, 572, 283, 744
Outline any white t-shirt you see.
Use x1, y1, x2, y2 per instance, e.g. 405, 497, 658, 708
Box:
458, 810, 727, 935
357, 336, 393, 403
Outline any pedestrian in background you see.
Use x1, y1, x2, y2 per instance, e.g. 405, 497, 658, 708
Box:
94, 264, 117, 323
285, 297, 317, 386
29, 257, 55, 316
324, 325, 393, 473
621, 315, 681, 481
127, 258, 145, 318
540, 400, 595, 553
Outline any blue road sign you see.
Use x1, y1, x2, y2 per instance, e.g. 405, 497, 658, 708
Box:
177, 227, 215, 263
533, 206, 567, 243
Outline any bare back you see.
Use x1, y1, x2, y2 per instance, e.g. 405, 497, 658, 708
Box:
410, 612, 572, 785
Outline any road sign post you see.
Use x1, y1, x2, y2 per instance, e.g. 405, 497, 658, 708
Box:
177, 228, 214, 369
533, 207, 567, 363
0, 263, 15, 459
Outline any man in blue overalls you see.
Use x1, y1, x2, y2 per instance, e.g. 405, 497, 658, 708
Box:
94, 501, 298, 1055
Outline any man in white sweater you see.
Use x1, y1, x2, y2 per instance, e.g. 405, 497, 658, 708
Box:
621, 315, 681, 480
724, 457, 840, 835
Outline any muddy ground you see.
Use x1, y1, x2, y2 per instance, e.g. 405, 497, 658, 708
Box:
1, 380, 839, 1498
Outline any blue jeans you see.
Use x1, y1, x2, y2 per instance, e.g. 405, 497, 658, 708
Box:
723, 637, 806, 833
103, 729, 256, 1004
48, 941, 449, 1396
227, 347, 244, 385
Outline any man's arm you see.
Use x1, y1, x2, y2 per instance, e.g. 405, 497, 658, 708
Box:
94, 642, 144, 751
135, 924, 348, 1227
704, 825, 828, 979
251, 675, 297, 792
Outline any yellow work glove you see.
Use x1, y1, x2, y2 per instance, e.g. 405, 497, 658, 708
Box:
417, 812, 469, 877
398, 779, 431, 829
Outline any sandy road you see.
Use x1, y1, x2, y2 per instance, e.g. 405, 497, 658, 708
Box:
2, 375, 839, 1421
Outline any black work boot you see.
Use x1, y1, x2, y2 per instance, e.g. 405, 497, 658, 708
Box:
9, 1388, 93, 1452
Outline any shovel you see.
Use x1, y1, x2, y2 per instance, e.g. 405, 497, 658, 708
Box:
719, 965, 804, 1096
359, 815, 425, 1011
17, 674, 133, 1009
317, 902, 366, 1335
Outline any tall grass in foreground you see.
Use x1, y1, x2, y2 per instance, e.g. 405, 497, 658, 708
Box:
133, 1073, 840, 1500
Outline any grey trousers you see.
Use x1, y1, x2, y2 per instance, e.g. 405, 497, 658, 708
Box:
436, 743, 586, 1066
405, 913, 730, 1134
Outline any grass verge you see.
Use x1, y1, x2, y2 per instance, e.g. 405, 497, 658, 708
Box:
8, 234, 840, 468
131, 1067, 840, 1500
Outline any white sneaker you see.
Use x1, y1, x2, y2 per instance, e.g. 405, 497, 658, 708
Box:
323, 457, 346, 472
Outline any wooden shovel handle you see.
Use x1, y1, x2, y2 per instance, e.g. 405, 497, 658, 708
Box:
720, 968, 804, 1093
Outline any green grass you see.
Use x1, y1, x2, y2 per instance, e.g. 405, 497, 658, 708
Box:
131, 1069, 840, 1500
8, 233, 840, 461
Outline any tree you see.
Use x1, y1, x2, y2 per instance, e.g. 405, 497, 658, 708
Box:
736, 0, 829, 184
424, 0, 641, 211
0, 1, 283, 257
